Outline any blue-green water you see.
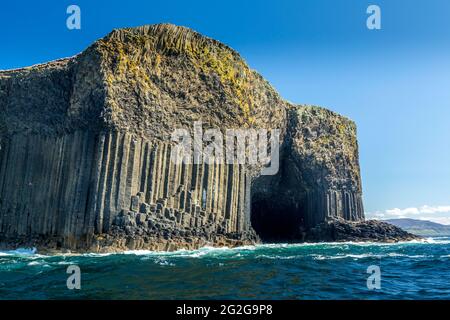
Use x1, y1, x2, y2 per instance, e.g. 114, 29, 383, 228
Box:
1, 238, 450, 299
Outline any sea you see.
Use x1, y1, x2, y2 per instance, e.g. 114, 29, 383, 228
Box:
1, 237, 450, 299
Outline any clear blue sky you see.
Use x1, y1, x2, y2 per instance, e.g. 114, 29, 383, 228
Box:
1, 0, 449, 221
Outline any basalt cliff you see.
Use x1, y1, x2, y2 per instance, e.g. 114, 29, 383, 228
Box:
0, 24, 417, 252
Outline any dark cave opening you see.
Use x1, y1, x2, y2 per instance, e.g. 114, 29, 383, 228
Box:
249, 146, 309, 242
250, 197, 306, 242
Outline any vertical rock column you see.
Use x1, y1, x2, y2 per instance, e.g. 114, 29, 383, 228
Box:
0, 130, 252, 246
304, 189, 364, 228
0, 131, 96, 241
97, 135, 251, 234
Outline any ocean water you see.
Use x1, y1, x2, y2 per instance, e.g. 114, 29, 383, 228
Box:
1, 238, 450, 299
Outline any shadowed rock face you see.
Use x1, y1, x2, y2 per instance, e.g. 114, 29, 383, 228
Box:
0, 24, 374, 252
250, 106, 365, 241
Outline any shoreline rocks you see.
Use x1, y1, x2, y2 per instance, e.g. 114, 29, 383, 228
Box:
0, 219, 420, 255
306, 219, 420, 242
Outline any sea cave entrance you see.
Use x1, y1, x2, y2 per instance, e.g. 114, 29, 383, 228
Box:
250, 196, 306, 242
249, 148, 309, 242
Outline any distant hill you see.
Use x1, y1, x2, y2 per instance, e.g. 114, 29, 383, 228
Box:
386, 219, 450, 237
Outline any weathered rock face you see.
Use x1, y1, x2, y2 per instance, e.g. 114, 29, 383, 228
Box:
0, 23, 385, 252
251, 106, 365, 241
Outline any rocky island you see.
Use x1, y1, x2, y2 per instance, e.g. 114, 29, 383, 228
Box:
0, 24, 418, 252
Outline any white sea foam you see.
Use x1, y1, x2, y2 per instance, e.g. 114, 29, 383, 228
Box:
0, 247, 37, 256
312, 253, 378, 260
385, 253, 429, 258
82, 252, 115, 257
255, 254, 299, 260
153, 257, 176, 266
310, 252, 433, 261
119, 242, 434, 260
1, 237, 445, 259
124, 245, 238, 257
420, 237, 450, 244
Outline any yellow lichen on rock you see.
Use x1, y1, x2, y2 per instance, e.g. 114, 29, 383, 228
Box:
96, 24, 255, 122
